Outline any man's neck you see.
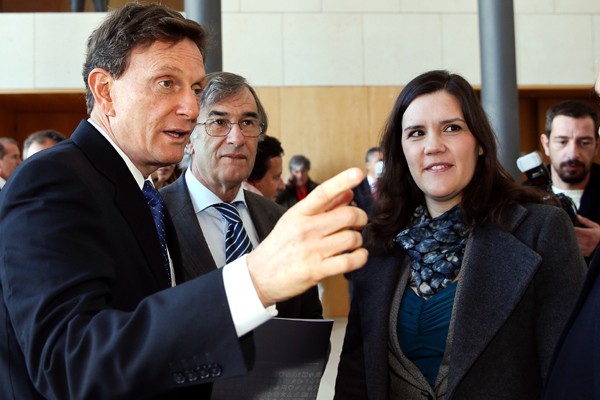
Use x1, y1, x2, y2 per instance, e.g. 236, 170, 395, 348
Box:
191, 164, 241, 203
550, 167, 591, 191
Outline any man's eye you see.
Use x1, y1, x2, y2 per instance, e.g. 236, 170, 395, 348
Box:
193, 88, 202, 96
213, 119, 228, 126
241, 119, 258, 127
159, 81, 172, 89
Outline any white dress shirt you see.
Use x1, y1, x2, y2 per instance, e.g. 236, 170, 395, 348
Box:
184, 168, 260, 268
0, 177, 5, 189
89, 118, 274, 337
367, 174, 376, 193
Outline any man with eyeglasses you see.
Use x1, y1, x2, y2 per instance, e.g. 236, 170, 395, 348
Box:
161, 72, 322, 319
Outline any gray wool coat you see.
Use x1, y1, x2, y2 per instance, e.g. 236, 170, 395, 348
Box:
335, 203, 586, 400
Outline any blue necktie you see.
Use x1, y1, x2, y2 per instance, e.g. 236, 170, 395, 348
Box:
142, 180, 171, 287
212, 202, 253, 264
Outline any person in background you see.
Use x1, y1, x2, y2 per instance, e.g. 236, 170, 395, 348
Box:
335, 70, 585, 399
352, 146, 383, 221
0, 138, 22, 188
152, 164, 182, 190
542, 61, 600, 400
23, 129, 66, 159
160, 71, 322, 319
243, 135, 285, 201
540, 100, 600, 258
276, 154, 318, 209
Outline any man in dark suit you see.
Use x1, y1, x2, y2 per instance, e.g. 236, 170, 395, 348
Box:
540, 100, 600, 258
542, 66, 600, 399
352, 147, 382, 221
161, 72, 322, 319
0, 4, 368, 399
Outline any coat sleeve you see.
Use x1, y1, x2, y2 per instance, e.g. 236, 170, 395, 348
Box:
532, 206, 587, 378
334, 292, 369, 399
0, 158, 250, 400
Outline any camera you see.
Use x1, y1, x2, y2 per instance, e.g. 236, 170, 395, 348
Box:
517, 151, 580, 227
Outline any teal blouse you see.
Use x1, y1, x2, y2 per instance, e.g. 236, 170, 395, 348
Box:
396, 280, 458, 388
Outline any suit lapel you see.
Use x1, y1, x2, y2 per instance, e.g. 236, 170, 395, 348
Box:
244, 191, 280, 242
160, 177, 217, 281
70, 120, 171, 290
447, 205, 541, 397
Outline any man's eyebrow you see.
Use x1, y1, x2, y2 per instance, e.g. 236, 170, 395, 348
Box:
208, 110, 229, 117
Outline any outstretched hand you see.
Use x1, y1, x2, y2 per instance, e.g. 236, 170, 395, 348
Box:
247, 168, 369, 307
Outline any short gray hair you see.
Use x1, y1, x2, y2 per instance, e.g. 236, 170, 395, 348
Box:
192, 72, 268, 139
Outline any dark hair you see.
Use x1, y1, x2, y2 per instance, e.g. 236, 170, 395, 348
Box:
366, 147, 383, 162
23, 130, 66, 158
545, 100, 599, 139
366, 70, 547, 254
0, 138, 19, 160
248, 136, 284, 183
289, 155, 310, 171
83, 2, 208, 115
193, 71, 268, 139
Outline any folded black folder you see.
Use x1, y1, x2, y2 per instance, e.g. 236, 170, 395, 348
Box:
212, 318, 333, 400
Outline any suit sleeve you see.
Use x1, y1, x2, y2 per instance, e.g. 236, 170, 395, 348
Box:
532, 206, 587, 378
0, 158, 250, 400
334, 290, 369, 399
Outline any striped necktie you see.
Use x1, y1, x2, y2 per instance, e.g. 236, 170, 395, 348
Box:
142, 180, 171, 287
212, 202, 253, 264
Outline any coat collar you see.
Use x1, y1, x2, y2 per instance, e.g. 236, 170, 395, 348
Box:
356, 204, 541, 399
70, 120, 174, 290
446, 203, 541, 397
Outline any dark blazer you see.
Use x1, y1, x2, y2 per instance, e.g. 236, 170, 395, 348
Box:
0, 121, 252, 400
335, 203, 585, 400
543, 229, 600, 399
160, 176, 323, 319
352, 177, 375, 221
573, 162, 600, 225
275, 179, 318, 210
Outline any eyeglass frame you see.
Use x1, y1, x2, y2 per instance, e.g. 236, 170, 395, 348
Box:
197, 118, 265, 138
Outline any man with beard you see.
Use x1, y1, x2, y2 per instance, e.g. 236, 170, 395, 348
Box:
541, 100, 600, 258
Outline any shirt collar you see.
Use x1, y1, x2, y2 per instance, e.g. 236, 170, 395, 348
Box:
366, 174, 376, 187
88, 118, 147, 190
184, 168, 247, 214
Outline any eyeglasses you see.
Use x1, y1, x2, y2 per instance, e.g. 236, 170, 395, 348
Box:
198, 118, 263, 138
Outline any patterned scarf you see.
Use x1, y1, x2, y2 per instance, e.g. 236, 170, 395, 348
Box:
394, 205, 468, 299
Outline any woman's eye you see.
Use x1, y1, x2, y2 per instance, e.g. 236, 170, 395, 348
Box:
446, 124, 461, 132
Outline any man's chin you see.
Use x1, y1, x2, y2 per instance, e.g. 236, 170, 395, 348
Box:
558, 171, 588, 185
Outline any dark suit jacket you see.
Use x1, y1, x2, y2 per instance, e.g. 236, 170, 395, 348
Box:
543, 226, 600, 399
352, 177, 375, 221
275, 179, 318, 210
0, 121, 252, 400
335, 203, 585, 400
575, 162, 600, 224
160, 176, 323, 319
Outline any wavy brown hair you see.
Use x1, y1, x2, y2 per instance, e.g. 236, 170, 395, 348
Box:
365, 70, 548, 255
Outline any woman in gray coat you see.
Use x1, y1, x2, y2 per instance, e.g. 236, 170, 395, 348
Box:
335, 70, 586, 399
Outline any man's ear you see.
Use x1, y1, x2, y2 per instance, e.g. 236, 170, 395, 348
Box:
541, 134, 551, 157
88, 68, 115, 117
185, 139, 195, 155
